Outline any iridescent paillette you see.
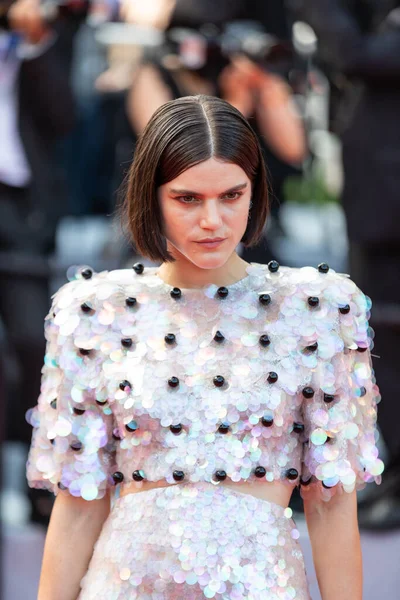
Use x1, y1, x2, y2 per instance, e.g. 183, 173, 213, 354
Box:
26, 262, 384, 503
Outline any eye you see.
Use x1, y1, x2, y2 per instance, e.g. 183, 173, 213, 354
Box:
176, 195, 197, 204
223, 191, 243, 200
175, 191, 243, 204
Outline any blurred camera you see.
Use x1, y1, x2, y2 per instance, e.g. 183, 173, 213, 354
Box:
168, 20, 293, 74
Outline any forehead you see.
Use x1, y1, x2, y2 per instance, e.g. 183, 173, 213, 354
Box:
166, 158, 249, 193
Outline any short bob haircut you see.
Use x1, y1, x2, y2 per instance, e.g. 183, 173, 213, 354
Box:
118, 94, 270, 263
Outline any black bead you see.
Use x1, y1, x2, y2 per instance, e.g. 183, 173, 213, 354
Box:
254, 466, 266, 478
81, 268, 93, 280
165, 333, 176, 345
308, 297, 319, 308
95, 398, 108, 405
112, 430, 122, 440
217, 286, 229, 299
79, 348, 91, 356
214, 469, 227, 481
70, 441, 83, 452
133, 263, 144, 275
302, 387, 315, 399
293, 422, 305, 434
259, 293, 271, 306
57, 482, 67, 490
217, 423, 230, 434
50, 438, 56, 445
173, 470, 185, 481
80, 303, 93, 313
323, 393, 335, 403
125, 420, 139, 432
339, 304, 350, 315
125, 297, 137, 307
318, 263, 330, 274
214, 331, 225, 343
73, 406, 86, 415
119, 380, 131, 391
121, 338, 133, 348
170, 287, 182, 300
286, 468, 299, 481
322, 481, 335, 489
360, 386, 367, 397
357, 346, 368, 353
267, 371, 278, 384
132, 470, 145, 481
213, 375, 225, 387
168, 376, 179, 388
261, 416, 274, 427
300, 477, 312, 486
50, 398, 57, 409
259, 334, 271, 347
305, 342, 318, 352
112, 471, 124, 484
170, 423, 183, 434
267, 260, 280, 273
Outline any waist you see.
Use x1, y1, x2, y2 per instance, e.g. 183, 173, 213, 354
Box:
118, 477, 293, 508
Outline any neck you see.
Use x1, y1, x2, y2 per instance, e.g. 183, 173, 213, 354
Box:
156, 253, 251, 289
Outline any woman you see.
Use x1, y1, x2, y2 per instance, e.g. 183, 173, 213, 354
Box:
26, 95, 383, 600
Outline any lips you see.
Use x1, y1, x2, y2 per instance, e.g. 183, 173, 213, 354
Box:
197, 238, 226, 243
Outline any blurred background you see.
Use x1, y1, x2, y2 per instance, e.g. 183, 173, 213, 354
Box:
1, 0, 400, 598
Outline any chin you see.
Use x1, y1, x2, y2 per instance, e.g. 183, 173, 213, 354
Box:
192, 259, 227, 271
188, 251, 232, 271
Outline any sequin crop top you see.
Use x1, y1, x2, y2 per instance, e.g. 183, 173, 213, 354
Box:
25, 261, 384, 503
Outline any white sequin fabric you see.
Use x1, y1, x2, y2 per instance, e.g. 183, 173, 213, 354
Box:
77, 481, 311, 600
26, 261, 384, 505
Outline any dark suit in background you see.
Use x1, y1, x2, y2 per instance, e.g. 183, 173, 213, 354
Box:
0, 36, 75, 445
297, 0, 400, 462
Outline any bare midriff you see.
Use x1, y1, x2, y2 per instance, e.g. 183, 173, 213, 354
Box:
118, 478, 294, 509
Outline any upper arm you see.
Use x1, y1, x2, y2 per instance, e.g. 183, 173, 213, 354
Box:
299, 273, 384, 505
303, 482, 358, 522
25, 271, 117, 502
54, 487, 112, 519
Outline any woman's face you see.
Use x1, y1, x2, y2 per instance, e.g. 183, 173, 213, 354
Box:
158, 157, 252, 270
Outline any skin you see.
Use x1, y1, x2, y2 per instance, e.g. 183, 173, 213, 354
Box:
8, 0, 52, 45
156, 157, 253, 289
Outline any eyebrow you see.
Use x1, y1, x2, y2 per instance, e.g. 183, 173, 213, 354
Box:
168, 182, 248, 196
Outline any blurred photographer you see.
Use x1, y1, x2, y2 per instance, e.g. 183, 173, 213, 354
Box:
125, 1, 305, 160
0, 0, 75, 522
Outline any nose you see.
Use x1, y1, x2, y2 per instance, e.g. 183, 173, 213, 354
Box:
199, 200, 223, 230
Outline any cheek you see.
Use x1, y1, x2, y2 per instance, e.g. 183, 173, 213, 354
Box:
162, 206, 189, 242
228, 200, 250, 223
160, 200, 178, 231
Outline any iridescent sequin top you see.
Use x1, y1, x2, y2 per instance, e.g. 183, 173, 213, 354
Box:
25, 261, 384, 503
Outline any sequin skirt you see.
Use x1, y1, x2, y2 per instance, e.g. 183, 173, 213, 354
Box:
78, 482, 311, 600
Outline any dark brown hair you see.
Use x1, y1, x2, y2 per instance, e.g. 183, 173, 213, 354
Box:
118, 94, 270, 263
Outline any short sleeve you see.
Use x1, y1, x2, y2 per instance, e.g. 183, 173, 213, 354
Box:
25, 277, 116, 501
300, 276, 385, 502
